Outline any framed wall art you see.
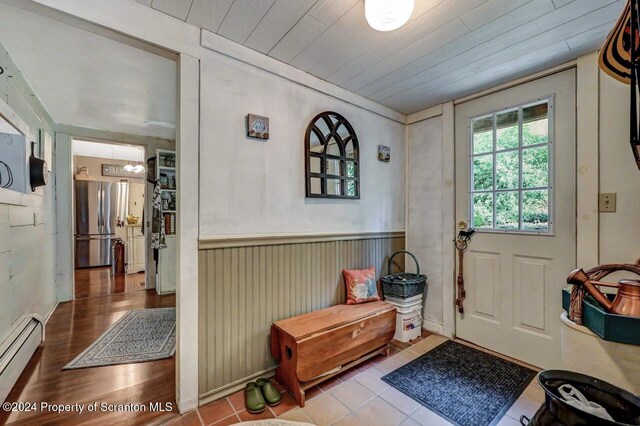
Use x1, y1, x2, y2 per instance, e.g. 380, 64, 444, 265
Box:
247, 114, 269, 140
378, 145, 390, 162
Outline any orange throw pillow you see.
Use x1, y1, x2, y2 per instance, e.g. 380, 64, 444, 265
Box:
343, 267, 380, 305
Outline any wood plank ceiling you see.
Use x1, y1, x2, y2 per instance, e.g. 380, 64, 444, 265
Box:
140, 0, 624, 114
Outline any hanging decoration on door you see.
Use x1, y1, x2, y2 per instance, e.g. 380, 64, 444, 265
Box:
598, 0, 640, 170
455, 222, 475, 314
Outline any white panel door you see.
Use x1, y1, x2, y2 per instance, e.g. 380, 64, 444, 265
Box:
454, 70, 576, 368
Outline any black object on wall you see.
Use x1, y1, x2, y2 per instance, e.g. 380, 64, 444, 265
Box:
29, 142, 47, 191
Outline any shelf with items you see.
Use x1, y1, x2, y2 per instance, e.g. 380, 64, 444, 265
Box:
156, 148, 177, 294
158, 150, 176, 168
160, 189, 176, 211
163, 212, 176, 236
158, 170, 176, 190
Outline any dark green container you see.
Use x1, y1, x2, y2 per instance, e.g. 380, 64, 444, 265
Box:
562, 289, 640, 345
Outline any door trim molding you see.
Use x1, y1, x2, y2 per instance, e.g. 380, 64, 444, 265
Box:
454, 61, 577, 106
442, 102, 456, 339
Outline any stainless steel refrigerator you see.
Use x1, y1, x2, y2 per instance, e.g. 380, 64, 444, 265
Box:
74, 180, 129, 268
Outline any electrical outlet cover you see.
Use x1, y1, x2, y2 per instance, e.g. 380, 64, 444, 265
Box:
598, 193, 617, 212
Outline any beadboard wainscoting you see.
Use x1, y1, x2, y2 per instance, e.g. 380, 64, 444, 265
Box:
197, 231, 405, 403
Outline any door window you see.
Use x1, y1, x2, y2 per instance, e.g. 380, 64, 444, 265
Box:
470, 99, 552, 233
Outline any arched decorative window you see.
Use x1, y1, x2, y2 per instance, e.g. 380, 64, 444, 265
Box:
305, 111, 360, 199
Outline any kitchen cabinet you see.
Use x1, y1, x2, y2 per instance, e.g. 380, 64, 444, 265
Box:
126, 224, 145, 274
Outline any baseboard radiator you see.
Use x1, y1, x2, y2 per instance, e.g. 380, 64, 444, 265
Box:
0, 315, 44, 403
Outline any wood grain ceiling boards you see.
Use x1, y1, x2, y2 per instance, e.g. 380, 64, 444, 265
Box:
143, 0, 624, 114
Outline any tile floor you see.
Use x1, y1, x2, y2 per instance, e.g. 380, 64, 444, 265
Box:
165, 332, 544, 426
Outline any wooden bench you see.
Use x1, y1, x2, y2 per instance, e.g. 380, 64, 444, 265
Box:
270, 301, 396, 407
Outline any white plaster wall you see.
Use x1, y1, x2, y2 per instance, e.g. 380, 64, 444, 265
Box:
199, 54, 406, 236
406, 116, 445, 327
0, 50, 57, 345
598, 73, 640, 264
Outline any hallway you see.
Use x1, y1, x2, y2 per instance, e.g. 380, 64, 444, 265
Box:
0, 288, 177, 425
74, 267, 147, 299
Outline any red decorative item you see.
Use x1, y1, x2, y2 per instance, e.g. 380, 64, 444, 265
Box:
343, 267, 380, 305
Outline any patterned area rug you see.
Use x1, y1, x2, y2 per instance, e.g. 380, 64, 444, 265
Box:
381, 341, 536, 426
63, 307, 176, 370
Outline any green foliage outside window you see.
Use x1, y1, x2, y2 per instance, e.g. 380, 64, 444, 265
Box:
471, 103, 550, 231
346, 161, 356, 197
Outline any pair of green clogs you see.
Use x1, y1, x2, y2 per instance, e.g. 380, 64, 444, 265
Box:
244, 378, 282, 414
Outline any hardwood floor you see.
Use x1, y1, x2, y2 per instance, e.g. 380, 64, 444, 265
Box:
74, 267, 147, 299
0, 289, 178, 425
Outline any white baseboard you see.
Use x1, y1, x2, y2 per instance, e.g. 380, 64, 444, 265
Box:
44, 302, 59, 324
422, 319, 445, 335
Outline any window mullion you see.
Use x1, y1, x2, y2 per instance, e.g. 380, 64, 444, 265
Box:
492, 114, 497, 229
518, 107, 524, 230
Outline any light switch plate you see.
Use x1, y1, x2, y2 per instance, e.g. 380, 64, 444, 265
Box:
599, 193, 616, 212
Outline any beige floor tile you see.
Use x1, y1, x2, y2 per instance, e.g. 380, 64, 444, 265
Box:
330, 413, 367, 426
411, 407, 452, 426
375, 354, 407, 374
376, 349, 421, 374
330, 380, 376, 410
301, 392, 350, 426
497, 415, 523, 426
354, 367, 390, 394
378, 387, 421, 415
399, 418, 421, 426
278, 407, 313, 423
526, 379, 544, 401
353, 397, 407, 426
504, 383, 545, 420
407, 335, 448, 356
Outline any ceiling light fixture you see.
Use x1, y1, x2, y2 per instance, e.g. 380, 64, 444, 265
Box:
365, 0, 414, 32
124, 147, 146, 174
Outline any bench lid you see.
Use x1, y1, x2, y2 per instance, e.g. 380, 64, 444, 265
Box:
273, 301, 396, 341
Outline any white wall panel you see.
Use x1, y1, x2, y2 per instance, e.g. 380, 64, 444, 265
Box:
0, 39, 57, 349
198, 52, 406, 236
407, 116, 444, 327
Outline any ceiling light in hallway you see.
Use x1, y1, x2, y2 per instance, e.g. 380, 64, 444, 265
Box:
365, 0, 414, 32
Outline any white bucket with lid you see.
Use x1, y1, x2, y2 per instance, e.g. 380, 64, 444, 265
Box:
385, 295, 423, 342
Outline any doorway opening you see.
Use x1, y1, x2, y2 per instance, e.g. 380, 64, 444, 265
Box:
72, 140, 149, 299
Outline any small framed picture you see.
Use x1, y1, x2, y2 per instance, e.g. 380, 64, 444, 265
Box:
378, 145, 391, 162
247, 114, 269, 140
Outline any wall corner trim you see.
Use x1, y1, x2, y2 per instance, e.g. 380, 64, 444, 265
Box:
575, 52, 600, 267
406, 104, 444, 124
199, 231, 406, 250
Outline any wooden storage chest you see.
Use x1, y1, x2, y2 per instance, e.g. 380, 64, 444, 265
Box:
270, 301, 396, 407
